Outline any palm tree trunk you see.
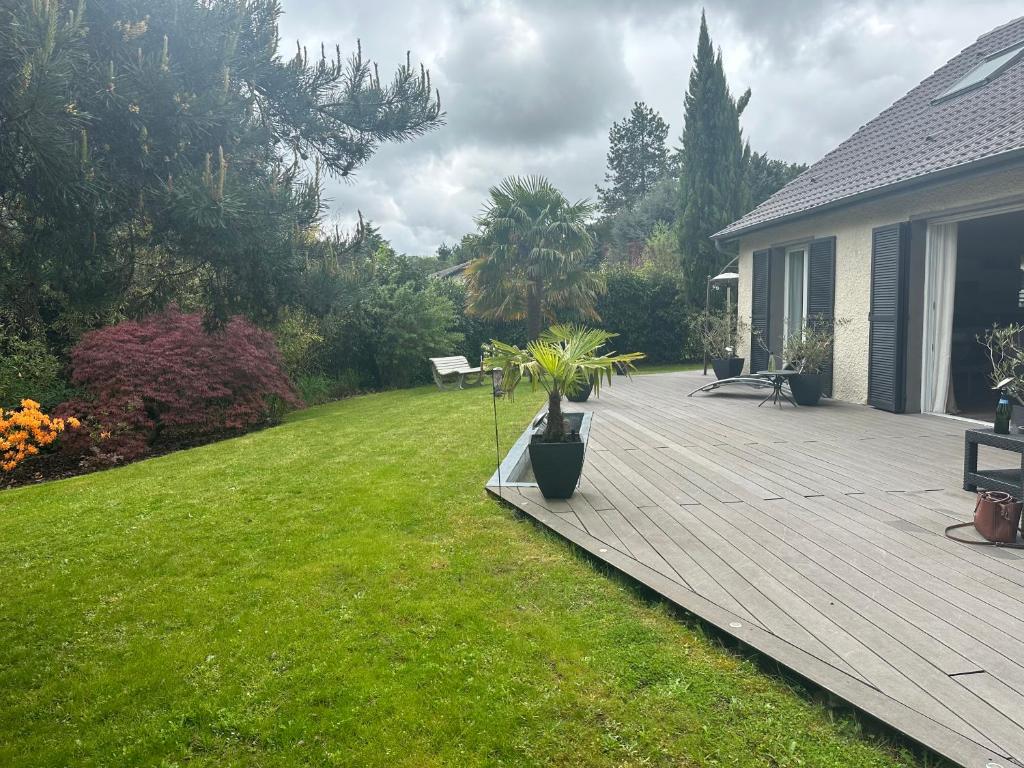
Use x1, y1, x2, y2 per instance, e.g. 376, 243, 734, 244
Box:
544, 389, 565, 442
527, 279, 543, 340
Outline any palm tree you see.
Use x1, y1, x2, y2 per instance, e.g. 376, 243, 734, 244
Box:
465, 175, 603, 340
484, 325, 644, 442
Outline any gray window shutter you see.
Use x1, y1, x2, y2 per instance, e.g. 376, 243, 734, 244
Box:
750, 249, 771, 373
868, 223, 910, 412
807, 237, 836, 396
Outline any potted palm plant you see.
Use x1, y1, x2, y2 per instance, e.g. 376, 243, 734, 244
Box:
782, 319, 840, 406
696, 312, 745, 380
485, 325, 644, 499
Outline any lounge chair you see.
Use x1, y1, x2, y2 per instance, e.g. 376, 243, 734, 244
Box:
429, 355, 484, 390
687, 373, 775, 397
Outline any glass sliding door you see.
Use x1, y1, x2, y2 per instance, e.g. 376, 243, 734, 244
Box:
784, 246, 808, 341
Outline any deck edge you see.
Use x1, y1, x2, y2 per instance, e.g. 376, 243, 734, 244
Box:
486, 484, 1011, 768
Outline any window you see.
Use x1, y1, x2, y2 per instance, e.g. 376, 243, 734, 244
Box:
933, 40, 1024, 103
784, 245, 808, 341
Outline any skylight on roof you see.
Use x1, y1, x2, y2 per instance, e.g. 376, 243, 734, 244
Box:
933, 39, 1024, 102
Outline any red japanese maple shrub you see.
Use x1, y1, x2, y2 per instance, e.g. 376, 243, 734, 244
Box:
59, 309, 300, 462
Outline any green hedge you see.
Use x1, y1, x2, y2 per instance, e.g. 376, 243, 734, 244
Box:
594, 266, 698, 364
435, 281, 527, 364
437, 267, 699, 366
0, 323, 73, 411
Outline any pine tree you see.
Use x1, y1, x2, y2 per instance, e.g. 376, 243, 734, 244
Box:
596, 102, 669, 216
0, 0, 443, 333
677, 11, 749, 303
746, 151, 807, 207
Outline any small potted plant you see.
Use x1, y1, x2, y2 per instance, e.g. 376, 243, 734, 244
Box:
566, 378, 594, 402
485, 325, 644, 499
564, 332, 627, 403
981, 323, 1024, 430
782, 318, 841, 406
696, 311, 745, 380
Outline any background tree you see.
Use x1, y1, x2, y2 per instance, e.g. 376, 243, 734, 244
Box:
677, 11, 749, 302
606, 175, 679, 265
435, 242, 458, 266
746, 151, 807, 207
643, 222, 683, 272
596, 102, 669, 216
465, 176, 602, 340
282, 220, 463, 397
434, 233, 480, 267
0, 0, 442, 336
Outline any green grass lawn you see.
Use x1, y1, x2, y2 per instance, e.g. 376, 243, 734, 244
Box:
0, 384, 928, 767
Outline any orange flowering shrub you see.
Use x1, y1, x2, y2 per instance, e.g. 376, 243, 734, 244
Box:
0, 399, 80, 472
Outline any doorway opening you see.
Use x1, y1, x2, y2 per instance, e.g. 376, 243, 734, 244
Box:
922, 208, 1024, 420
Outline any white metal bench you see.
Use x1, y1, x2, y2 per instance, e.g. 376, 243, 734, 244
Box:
429, 355, 483, 390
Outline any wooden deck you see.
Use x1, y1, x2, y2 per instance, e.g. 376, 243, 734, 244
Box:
487, 371, 1024, 768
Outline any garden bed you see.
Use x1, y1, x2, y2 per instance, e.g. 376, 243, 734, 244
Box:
0, 424, 273, 491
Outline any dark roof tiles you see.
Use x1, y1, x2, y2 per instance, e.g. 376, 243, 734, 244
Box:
428, 261, 470, 279
716, 16, 1024, 239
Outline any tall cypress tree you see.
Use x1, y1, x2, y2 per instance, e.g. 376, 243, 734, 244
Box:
677, 11, 749, 303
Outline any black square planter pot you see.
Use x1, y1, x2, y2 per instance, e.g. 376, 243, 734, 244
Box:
527, 411, 589, 499
528, 438, 586, 499
789, 373, 822, 405
712, 357, 744, 380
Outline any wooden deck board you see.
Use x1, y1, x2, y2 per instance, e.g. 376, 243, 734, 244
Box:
755, 496, 1024, 672
487, 371, 1024, 767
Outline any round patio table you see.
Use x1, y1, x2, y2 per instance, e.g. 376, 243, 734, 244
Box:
755, 370, 798, 407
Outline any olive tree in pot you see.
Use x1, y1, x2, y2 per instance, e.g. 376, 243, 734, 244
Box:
485, 325, 644, 499
981, 324, 1024, 429
695, 312, 746, 380
782, 318, 842, 406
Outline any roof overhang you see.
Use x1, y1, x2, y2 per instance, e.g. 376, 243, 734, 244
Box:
712, 147, 1024, 244
428, 261, 470, 279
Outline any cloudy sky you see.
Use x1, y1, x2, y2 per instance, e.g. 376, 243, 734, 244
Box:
278, 1, 1022, 255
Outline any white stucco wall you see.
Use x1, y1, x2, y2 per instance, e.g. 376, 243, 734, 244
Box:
734, 160, 1024, 405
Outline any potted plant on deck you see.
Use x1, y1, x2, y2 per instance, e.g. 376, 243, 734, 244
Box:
696, 311, 745, 380
566, 378, 595, 402
485, 325, 644, 499
563, 331, 627, 403
981, 323, 1024, 429
782, 319, 840, 406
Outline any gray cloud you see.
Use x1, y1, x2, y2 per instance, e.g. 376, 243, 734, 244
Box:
442, 8, 631, 146
280, 1, 1022, 255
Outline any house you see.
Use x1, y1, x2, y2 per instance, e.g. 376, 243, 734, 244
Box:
714, 16, 1024, 419
428, 261, 470, 281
